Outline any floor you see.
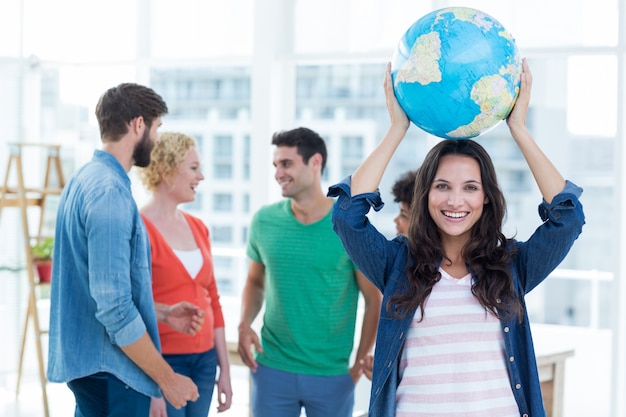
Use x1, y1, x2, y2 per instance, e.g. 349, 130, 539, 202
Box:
0, 366, 252, 417
0, 271, 249, 417
0, 277, 613, 417
2, 324, 613, 417
2, 369, 368, 417
0, 290, 370, 417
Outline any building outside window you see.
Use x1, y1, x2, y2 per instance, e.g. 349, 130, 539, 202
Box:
0, 1, 624, 416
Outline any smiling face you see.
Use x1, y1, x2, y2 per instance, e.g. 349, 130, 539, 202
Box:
272, 145, 320, 199
170, 146, 204, 204
428, 154, 488, 244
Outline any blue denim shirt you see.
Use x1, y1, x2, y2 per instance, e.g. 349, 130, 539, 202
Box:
329, 178, 584, 417
47, 150, 162, 397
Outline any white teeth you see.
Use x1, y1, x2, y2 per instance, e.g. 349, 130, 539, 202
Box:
443, 211, 467, 218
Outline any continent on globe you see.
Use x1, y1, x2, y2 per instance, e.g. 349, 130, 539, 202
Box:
391, 7, 522, 139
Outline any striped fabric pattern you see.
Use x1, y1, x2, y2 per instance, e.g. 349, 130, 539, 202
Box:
395, 268, 519, 417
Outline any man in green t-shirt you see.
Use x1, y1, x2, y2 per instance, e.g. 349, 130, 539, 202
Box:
238, 127, 381, 417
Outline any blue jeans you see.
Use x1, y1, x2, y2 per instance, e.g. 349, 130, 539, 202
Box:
251, 364, 354, 417
163, 349, 218, 417
67, 372, 150, 417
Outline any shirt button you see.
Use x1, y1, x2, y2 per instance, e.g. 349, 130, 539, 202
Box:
509, 356, 515, 362
387, 361, 392, 368
399, 332, 404, 339
523, 414, 529, 417
516, 383, 521, 389
496, 298, 501, 303
504, 327, 509, 332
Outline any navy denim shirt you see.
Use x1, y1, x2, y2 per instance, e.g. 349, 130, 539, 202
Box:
329, 178, 584, 417
47, 150, 162, 397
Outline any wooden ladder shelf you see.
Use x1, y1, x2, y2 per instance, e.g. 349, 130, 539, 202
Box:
0, 143, 65, 417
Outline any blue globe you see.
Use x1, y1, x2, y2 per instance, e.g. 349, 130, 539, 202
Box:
391, 7, 522, 139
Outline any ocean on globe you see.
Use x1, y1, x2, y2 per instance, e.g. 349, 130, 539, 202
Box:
391, 7, 522, 139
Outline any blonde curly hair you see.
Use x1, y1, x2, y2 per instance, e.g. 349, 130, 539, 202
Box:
139, 131, 198, 192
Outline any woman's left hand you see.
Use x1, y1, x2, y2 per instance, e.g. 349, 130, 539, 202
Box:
507, 58, 533, 133
215, 371, 233, 412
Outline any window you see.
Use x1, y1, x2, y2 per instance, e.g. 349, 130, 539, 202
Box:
213, 193, 233, 212
213, 135, 233, 157
213, 135, 233, 179
243, 135, 251, 180
340, 135, 363, 178
211, 225, 233, 244
242, 193, 250, 213
213, 163, 232, 179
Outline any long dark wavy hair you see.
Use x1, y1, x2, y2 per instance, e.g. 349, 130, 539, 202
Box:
387, 139, 523, 321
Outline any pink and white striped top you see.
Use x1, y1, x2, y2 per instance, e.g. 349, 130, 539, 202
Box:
395, 268, 519, 417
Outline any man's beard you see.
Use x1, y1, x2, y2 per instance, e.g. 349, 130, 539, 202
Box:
133, 128, 154, 168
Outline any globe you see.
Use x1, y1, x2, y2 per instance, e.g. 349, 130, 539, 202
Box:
391, 7, 522, 139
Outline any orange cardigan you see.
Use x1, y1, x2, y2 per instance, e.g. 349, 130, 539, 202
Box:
142, 212, 225, 354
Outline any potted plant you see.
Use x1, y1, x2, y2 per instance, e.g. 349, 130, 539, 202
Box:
31, 237, 54, 283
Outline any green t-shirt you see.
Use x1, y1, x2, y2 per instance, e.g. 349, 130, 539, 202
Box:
247, 199, 359, 375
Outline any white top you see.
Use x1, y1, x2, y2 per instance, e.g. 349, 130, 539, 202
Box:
395, 268, 519, 417
172, 248, 203, 279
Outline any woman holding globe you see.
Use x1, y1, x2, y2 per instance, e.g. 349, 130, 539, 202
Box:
328, 59, 585, 416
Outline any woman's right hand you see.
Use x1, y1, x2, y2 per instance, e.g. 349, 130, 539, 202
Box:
351, 62, 411, 195
150, 396, 167, 417
385, 62, 410, 133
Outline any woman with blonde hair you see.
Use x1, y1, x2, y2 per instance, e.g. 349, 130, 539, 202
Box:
140, 132, 232, 416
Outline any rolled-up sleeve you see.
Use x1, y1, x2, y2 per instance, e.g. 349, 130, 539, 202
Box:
328, 177, 406, 290
538, 180, 583, 222
516, 180, 585, 293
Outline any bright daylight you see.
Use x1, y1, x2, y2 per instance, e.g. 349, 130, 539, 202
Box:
0, 1, 625, 417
